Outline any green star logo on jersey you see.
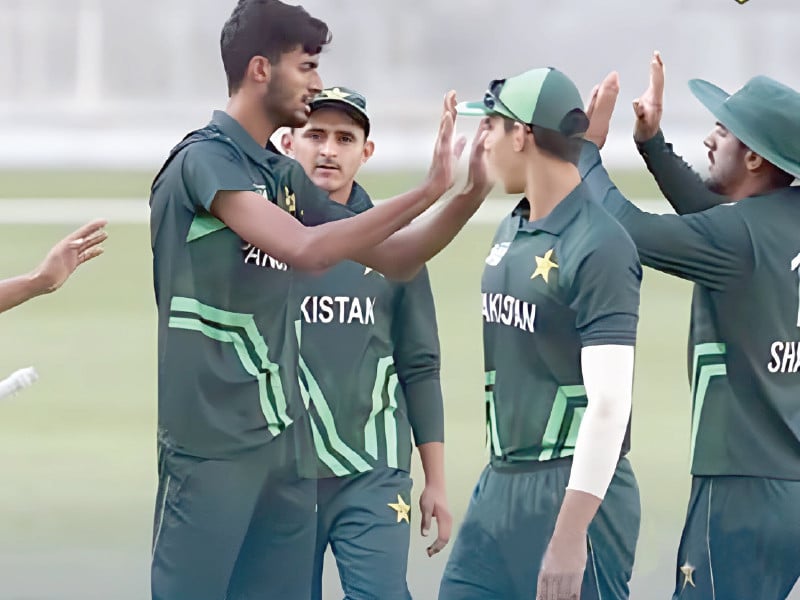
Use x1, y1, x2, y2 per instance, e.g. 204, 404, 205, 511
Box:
679, 561, 696, 590
531, 249, 559, 283
388, 494, 411, 524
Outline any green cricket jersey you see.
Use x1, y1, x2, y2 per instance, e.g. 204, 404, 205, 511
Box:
581, 139, 800, 479
295, 183, 444, 478
481, 182, 641, 468
149, 111, 353, 459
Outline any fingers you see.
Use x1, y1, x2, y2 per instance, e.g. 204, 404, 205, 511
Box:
650, 49, 665, 101
426, 506, 452, 557
453, 134, 467, 160
66, 218, 108, 244
585, 84, 599, 119
78, 246, 104, 265
73, 228, 109, 253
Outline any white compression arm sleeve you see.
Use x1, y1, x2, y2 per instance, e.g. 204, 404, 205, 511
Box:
566, 345, 634, 500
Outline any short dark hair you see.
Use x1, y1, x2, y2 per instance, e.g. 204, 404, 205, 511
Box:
221, 0, 331, 94
503, 119, 583, 165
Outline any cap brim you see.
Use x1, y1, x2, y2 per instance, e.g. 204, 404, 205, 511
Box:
455, 101, 491, 116
688, 79, 730, 120
456, 100, 516, 120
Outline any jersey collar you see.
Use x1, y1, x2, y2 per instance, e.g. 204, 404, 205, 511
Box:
346, 182, 374, 214
512, 181, 587, 235
209, 110, 274, 165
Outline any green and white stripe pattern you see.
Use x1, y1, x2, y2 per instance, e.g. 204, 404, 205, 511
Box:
167, 296, 290, 436
690, 343, 727, 465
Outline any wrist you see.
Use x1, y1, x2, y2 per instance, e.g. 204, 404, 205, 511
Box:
25, 271, 52, 296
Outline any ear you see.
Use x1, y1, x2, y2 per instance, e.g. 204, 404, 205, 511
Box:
280, 131, 294, 156
512, 123, 528, 153
361, 140, 375, 164
744, 149, 764, 174
248, 56, 272, 86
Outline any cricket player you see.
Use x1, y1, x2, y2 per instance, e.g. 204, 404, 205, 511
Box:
581, 60, 800, 599
148, 1, 490, 598
0, 219, 106, 315
276, 87, 450, 599
438, 67, 642, 600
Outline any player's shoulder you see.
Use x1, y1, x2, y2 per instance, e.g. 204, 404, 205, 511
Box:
576, 194, 638, 257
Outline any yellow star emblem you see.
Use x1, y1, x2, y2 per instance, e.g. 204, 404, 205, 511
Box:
680, 562, 696, 590
387, 494, 410, 524
531, 248, 558, 283
319, 87, 351, 101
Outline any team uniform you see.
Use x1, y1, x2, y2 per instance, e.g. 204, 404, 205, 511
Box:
293, 182, 444, 600
582, 134, 800, 599
149, 110, 356, 600
439, 181, 642, 599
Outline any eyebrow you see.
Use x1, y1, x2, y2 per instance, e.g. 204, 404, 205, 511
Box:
304, 127, 359, 137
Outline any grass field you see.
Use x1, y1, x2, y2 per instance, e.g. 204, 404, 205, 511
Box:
0, 172, 795, 599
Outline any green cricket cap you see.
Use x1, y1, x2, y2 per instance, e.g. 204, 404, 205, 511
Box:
456, 67, 589, 137
689, 75, 800, 179
308, 86, 370, 137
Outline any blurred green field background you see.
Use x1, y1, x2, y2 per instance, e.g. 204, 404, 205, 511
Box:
0, 171, 792, 599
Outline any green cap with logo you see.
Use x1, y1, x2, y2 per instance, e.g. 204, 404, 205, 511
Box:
689, 75, 800, 179
308, 86, 370, 137
456, 67, 589, 137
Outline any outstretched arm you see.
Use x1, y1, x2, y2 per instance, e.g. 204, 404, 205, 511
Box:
0, 219, 107, 315
632, 52, 727, 214
581, 140, 752, 290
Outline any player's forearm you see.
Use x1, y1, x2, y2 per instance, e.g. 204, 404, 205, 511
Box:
0, 273, 48, 314
306, 181, 446, 273
555, 345, 634, 535
417, 442, 446, 489
355, 185, 485, 280
637, 130, 726, 215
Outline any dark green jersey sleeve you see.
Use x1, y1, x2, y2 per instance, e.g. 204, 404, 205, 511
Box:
288, 162, 356, 225
636, 130, 727, 215
392, 266, 445, 445
570, 233, 641, 347
181, 143, 255, 212
580, 141, 755, 291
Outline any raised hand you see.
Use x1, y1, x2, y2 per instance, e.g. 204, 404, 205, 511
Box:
32, 219, 108, 294
464, 118, 493, 198
585, 72, 621, 149
633, 51, 665, 143
427, 91, 468, 197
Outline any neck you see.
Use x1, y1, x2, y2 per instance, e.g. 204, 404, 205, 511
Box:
523, 156, 581, 221
225, 93, 278, 148
727, 176, 788, 201
329, 181, 355, 205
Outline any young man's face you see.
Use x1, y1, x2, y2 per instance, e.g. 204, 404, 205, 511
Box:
283, 107, 374, 196
263, 47, 323, 128
483, 116, 526, 194
703, 122, 749, 195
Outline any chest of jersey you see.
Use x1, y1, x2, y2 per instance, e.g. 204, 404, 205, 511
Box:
482, 229, 578, 342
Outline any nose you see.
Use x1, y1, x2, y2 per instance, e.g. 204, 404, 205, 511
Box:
320, 138, 337, 158
309, 72, 322, 96
703, 131, 715, 150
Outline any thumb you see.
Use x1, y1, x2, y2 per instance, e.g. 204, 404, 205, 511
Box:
632, 99, 644, 118
420, 500, 432, 537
